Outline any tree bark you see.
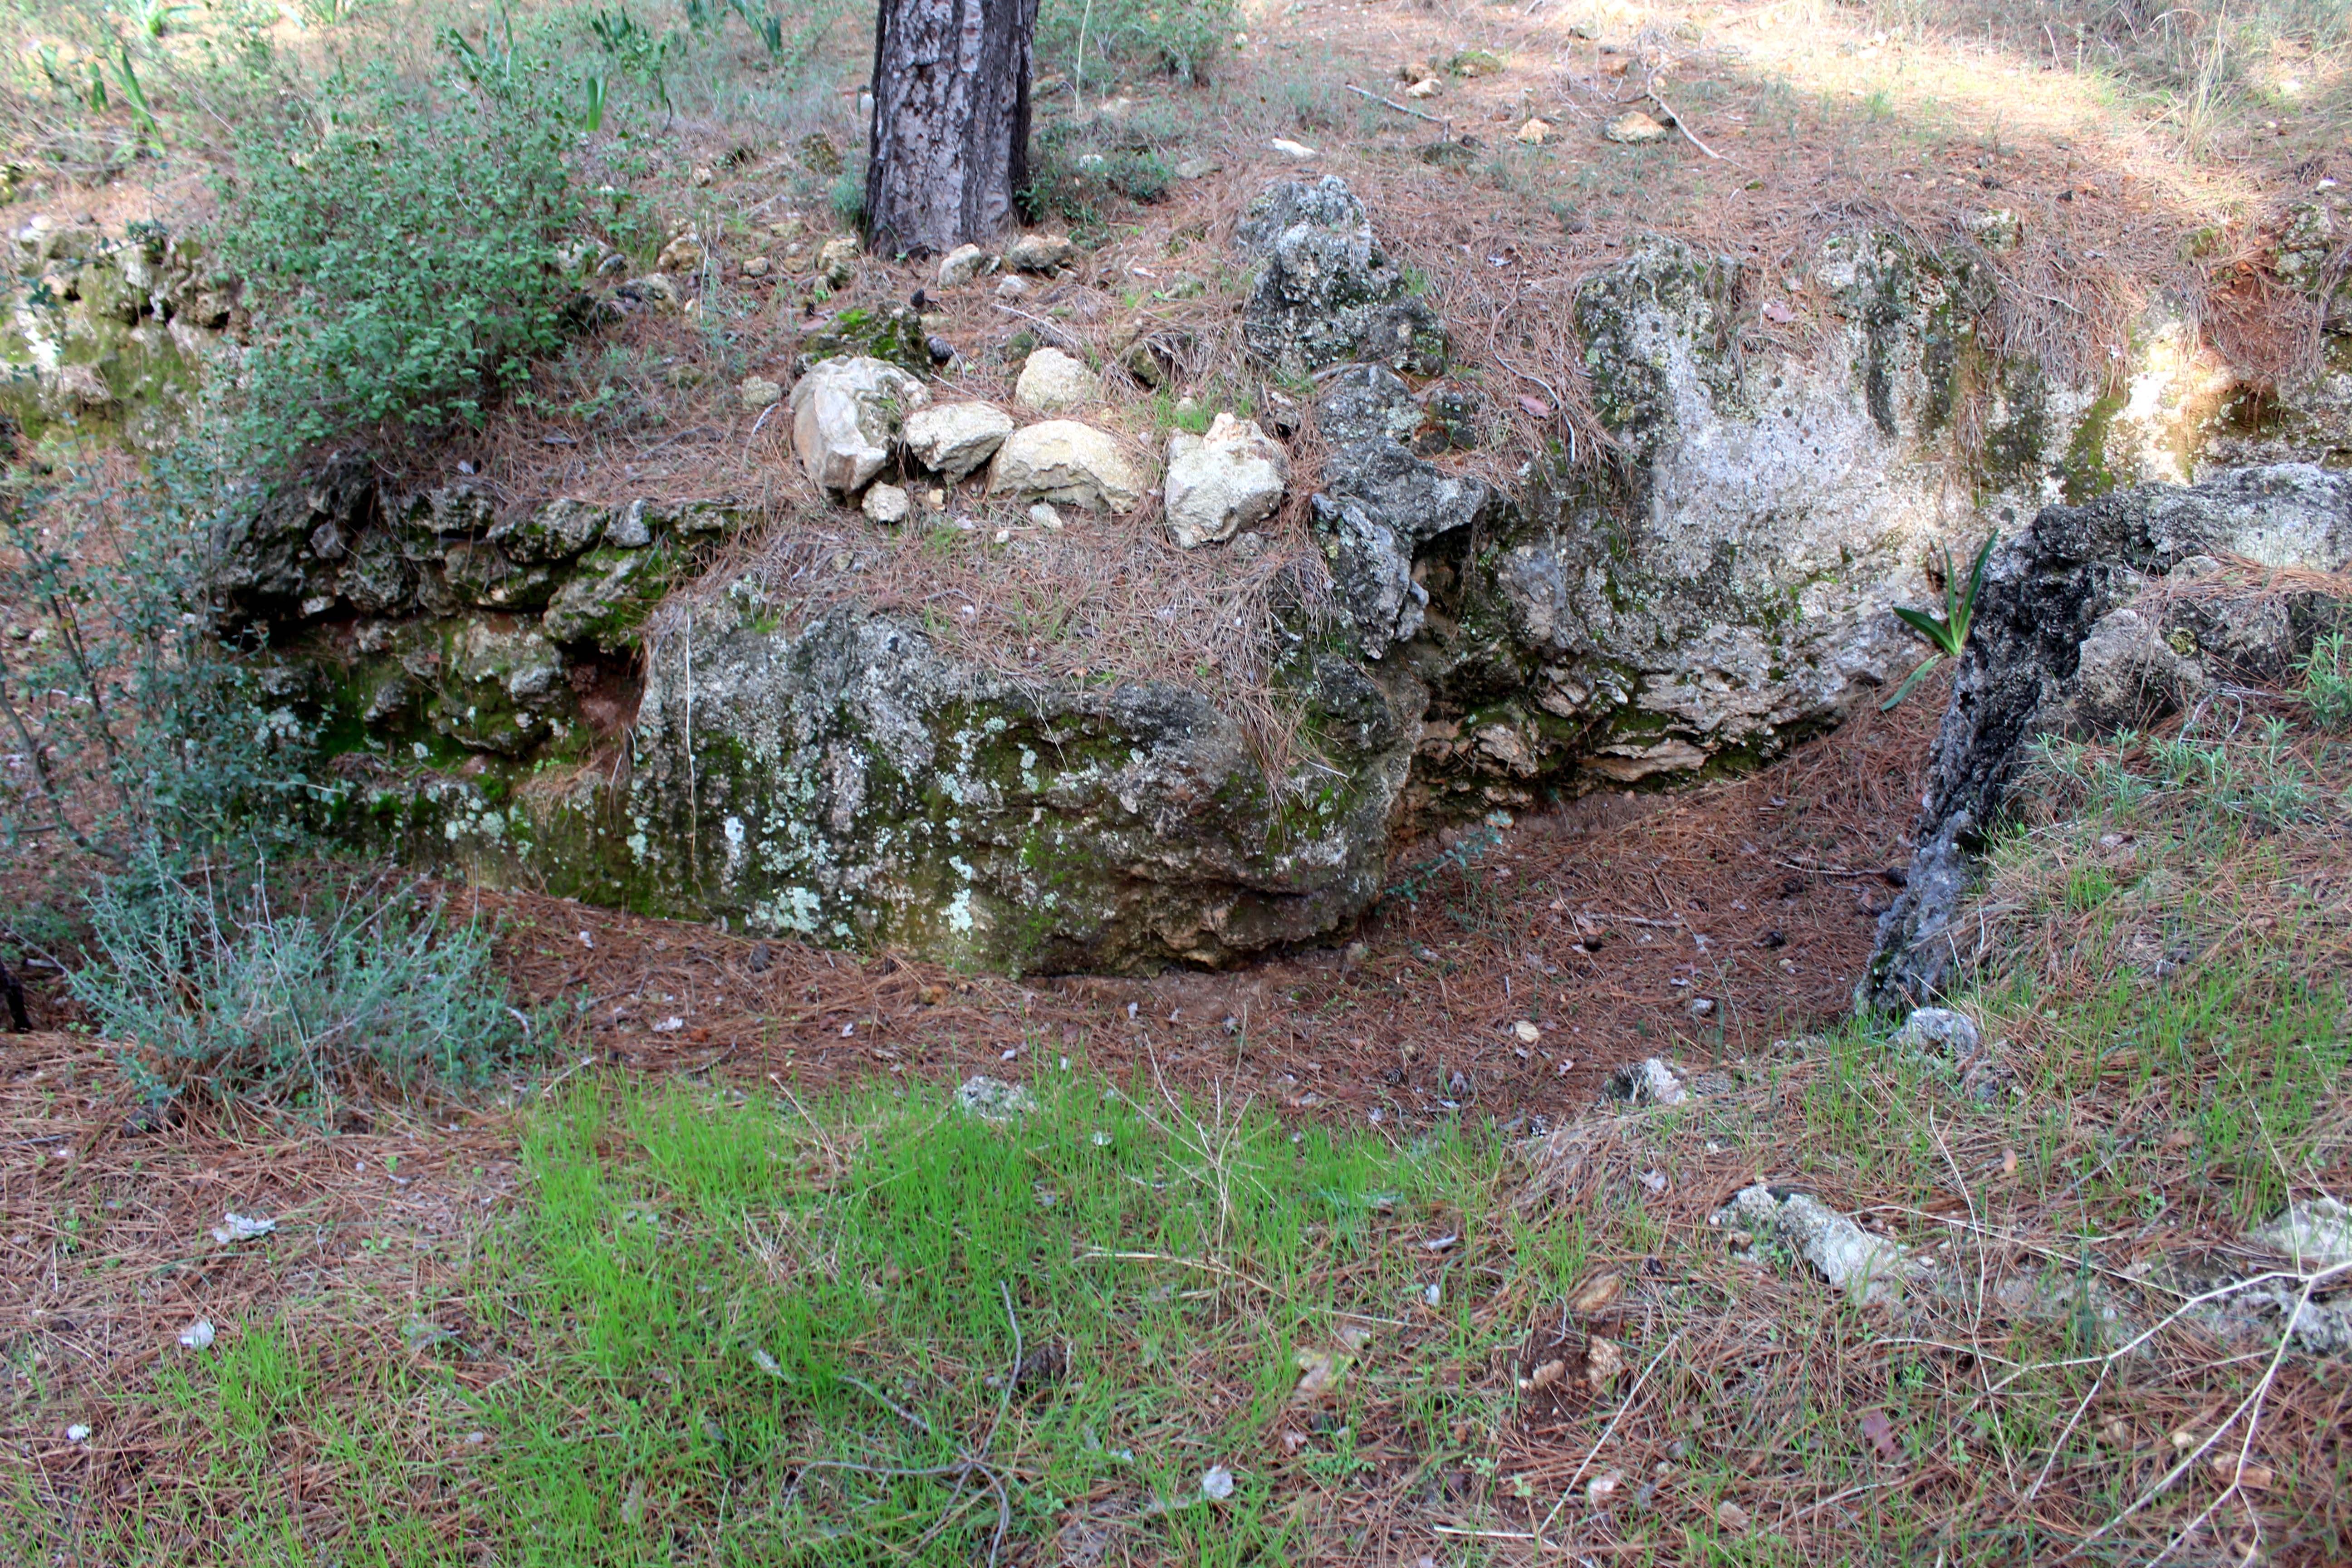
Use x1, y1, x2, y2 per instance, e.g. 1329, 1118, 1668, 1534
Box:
864, 0, 1038, 257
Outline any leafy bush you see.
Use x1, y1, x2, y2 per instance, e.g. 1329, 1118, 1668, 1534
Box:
69, 856, 533, 1107
0, 452, 318, 868
212, 59, 582, 462
1036, 0, 1236, 89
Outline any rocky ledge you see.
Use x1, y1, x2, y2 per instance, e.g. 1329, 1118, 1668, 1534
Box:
211, 177, 2352, 972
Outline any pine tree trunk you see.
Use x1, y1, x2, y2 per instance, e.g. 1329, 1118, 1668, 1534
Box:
864, 0, 1038, 257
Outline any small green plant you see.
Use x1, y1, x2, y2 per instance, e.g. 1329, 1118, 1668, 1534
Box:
2299, 631, 2352, 730
589, 6, 682, 114
0, 455, 319, 869
213, 59, 581, 462
68, 854, 535, 1109
1037, 0, 1235, 88
1882, 532, 1996, 710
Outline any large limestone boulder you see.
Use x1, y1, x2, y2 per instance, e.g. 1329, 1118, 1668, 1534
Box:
789, 356, 930, 495
1233, 178, 1447, 379
903, 401, 1014, 481
1013, 348, 1103, 413
1864, 466, 2352, 1010
1164, 414, 1289, 547
990, 421, 1148, 513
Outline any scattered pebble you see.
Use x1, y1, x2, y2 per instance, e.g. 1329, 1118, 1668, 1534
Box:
178, 1319, 215, 1351
1201, 1464, 1236, 1500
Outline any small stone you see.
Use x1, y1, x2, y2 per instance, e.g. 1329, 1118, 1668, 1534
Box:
66, 1424, 89, 1441
1606, 1057, 1687, 1106
1516, 117, 1553, 144
1269, 138, 1320, 160
955, 1075, 1036, 1121
818, 234, 859, 289
1603, 110, 1669, 144
1405, 76, 1442, 98
741, 255, 772, 279
1014, 347, 1104, 412
937, 243, 992, 288
1514, 1020, 1541, 1044
1173, 395, 1200, 418
178, 1319, 215, 1351
1004, 232, 1076, 273
738, 375, 783, 412
1027, 502, 1063, 529
1687, 996, 1715, 1018
862, 483, 912, 524
995, 274, 1030, 300
1892, 1006, 1982, 1061
1587, 1469, 1622, 1502
624, 274, 681, 312
1174, 156, 1223, 179
656, 230, 706, 272
1201, 1464, 1236, 1501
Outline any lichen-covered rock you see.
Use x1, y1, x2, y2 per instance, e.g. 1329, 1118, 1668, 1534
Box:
1309, 368, 1498, 658
363, 606, 1425, 973
1233, 178, 1447, 379
989, 421, 1148, 513
1164, 414, 1288, 548
1, 220, 220, 451
1004, 232, 1076, 273
794, 303, 930, 375
903, 401, 1014, 481
789, 356, 930, 495
542, 542, 681, 650
1864, 466, 2352, 1010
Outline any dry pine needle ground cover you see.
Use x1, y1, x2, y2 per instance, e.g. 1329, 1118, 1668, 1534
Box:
9, 654, 2352, 1564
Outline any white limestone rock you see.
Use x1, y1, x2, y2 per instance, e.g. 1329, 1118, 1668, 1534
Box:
937, 243, 993, 288
1013, 348, 1103, 413
1163, 413, 1289, 548
788, 356, 930, 495
902, 401, 1015, 482
990, 421, 1148, 513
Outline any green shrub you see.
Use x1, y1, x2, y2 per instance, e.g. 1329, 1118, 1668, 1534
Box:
69, 855, 534, 1108
1037, 0, 1236, 89
0, 451, 317, 869
212, 60, 582, 463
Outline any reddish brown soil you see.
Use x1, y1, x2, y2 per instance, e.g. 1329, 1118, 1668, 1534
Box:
461, 671, 1942, 1124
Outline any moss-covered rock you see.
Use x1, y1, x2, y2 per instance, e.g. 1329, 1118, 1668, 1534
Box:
350, 605, 1425, 973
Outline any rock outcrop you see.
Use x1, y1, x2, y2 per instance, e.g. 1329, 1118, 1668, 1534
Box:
1862, 467, 2352, 1010
356, 603, 1425, 972
1233, 178, 1448, 380
183, 174, 2352, 977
